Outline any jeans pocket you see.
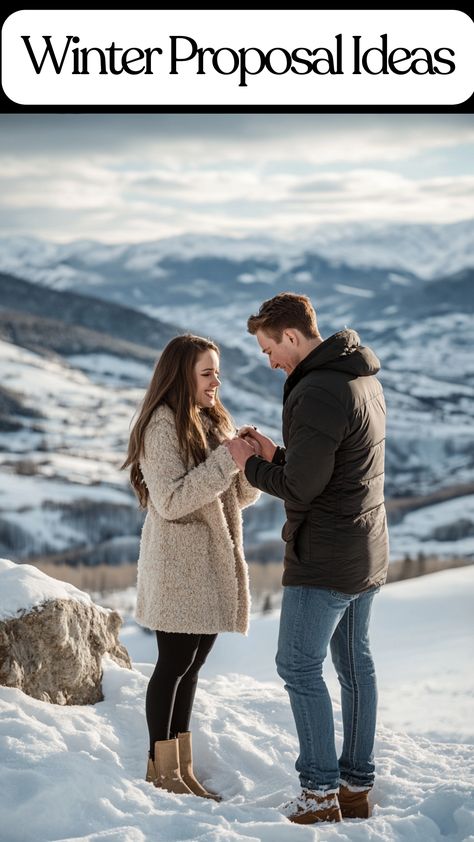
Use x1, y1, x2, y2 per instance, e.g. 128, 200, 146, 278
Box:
328, 588, 355, 600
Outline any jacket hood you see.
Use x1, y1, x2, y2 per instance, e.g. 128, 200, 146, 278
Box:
284, 328, 380, 400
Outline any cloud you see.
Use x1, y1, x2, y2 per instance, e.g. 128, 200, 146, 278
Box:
0, 114, 473, 241
293, 178, 345, 193
130, 175, 186, 192
1, 113, 474, 166
419, 178, 474, 197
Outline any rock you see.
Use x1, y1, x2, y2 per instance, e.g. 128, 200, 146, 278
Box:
0, 559, 132, 705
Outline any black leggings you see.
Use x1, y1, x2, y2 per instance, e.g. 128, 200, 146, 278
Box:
146, 630, 217, 758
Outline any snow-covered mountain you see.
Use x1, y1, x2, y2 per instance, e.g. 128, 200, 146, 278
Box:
0, 223, 473, 567
1, 562, 473, 842
1, 219, 474, 285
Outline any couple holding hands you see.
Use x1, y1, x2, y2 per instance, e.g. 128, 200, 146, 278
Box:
122, 291, 389, 825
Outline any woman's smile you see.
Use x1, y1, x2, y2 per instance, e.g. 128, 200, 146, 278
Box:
194, 348, 221, 407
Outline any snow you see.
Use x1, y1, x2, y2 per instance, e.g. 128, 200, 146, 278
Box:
300, 219, 474, 280
0, 336, 142, 555
0, 472, 131, 510
1, 310, 474, 558
387, 495, 474, 559
0, 557, 92, 619
334, 284, 375, 298
1, 220, 474, 282
0, 472, 133, 558
388, 273, 412, 286
66, 354, 152, 386
121, 566, 474, 746
0, 563, 473, 841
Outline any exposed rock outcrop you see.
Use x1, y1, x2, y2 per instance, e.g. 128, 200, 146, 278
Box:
0, 558, 131, 704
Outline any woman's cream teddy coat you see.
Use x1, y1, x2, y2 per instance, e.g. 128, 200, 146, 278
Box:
135, 403, 261, 635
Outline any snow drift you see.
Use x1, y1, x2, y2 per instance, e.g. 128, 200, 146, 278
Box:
0, 564, 472, 842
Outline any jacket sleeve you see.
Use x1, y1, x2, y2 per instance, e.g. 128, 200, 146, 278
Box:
140, 416, 239, 520
231, 471, 262, 509
272, 446, 286, 465
244, 388, 348, 506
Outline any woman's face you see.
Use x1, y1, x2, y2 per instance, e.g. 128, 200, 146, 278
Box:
194, 349, 221, 408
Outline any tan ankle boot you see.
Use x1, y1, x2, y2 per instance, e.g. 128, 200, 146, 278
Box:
177, 731, 222, 801
146, 738, 193, 795
146, 756, 155, 784
339, 784, 372, 818
282, 789, 342, 824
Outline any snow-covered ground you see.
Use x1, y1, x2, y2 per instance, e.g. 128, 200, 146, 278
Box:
122, 566, 474, 747
0, 564, 473, 842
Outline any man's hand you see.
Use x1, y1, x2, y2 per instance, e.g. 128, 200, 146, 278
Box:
241, 433, 262, 456
223, 436, 256, 471
237, 426, 278, 462
222, 433, 260, 455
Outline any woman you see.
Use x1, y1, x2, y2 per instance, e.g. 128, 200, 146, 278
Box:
122, 334, 261, 801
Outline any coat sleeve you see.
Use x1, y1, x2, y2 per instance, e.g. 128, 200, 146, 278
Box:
231, 471, 262, 509
272, 446, 286, 465
244, 388, 348, 506
140, 416, 239, 520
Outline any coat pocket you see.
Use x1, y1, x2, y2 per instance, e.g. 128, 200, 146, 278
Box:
164, 519, 225, 623
161, 520, 215, 603
163, 520, 210, 569
349, 505, 386, 537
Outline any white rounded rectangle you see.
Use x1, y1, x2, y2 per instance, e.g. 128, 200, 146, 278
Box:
2, 9, 473, 105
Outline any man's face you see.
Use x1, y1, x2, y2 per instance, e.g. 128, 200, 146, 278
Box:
255, 329, 301, 376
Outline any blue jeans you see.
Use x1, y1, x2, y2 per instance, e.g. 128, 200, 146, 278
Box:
276, 584, 380, 794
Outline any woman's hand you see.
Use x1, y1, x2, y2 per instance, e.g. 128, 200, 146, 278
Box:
222, 436, 256, 470
237, 426, 277, 461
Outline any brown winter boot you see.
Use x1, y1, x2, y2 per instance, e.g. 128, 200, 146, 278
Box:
282, 789, 342, 824
339, 784, 372, 818
177, 731, 222, 801
146, 738, 193, 795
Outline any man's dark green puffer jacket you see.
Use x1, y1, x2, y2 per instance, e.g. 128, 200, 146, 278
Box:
244, 328, 389, 594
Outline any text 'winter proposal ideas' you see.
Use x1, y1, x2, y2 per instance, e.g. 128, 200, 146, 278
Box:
2, 9, 474, 105
21, 34, 456, 87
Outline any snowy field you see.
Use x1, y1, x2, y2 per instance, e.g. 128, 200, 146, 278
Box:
0, 565, 473, 842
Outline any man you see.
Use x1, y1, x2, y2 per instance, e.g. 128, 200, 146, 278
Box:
224, 292, 389, 825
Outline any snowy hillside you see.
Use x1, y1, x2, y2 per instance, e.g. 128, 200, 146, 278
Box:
0, 224, 473, 566
1, 317, 472, 564
0, 277, 277, 564
0, 565, 472, 842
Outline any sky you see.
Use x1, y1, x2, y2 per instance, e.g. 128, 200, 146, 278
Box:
0, 113, 473, 243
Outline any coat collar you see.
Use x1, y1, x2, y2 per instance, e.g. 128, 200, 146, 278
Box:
283, 328, 380, 403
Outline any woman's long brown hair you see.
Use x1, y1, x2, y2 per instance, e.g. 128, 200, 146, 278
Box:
121, 334, 235, 508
